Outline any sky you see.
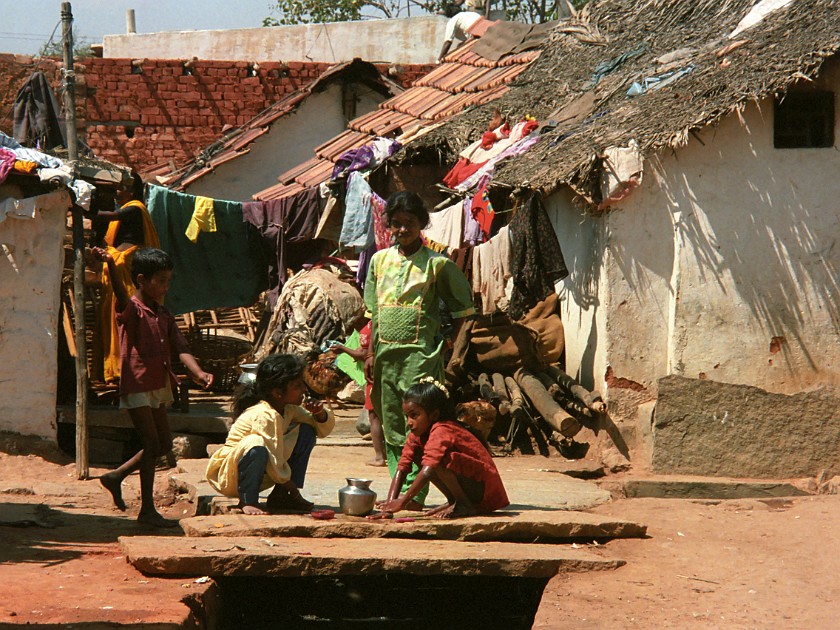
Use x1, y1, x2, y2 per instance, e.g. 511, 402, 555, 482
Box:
0, 1, 276, 55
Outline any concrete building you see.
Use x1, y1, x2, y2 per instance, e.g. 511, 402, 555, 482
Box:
103, 16, 449, 65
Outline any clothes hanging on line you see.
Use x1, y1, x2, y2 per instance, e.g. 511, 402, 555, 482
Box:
339, 172, 374, 250
471, 225, 511, 314
470, 183, 495, 239
424, 200, 464, 251
185, 196, 217, 242
242, 185, 321, 305
462, 197, 482, 245
508, 194, 568, 321
371, 192, 390, 250
0, 148, 15, 185
148, 185, 267, 315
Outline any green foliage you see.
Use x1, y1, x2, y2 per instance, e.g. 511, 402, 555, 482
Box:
502, 0, 589, 23
263, 0, 588, 26
38, 28, 94, 59
264, 0, 453, 26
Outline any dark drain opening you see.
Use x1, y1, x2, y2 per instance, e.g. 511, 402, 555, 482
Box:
216, 574, 549, 629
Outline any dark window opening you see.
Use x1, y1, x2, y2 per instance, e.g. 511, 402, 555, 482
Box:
774, 91, 835, 149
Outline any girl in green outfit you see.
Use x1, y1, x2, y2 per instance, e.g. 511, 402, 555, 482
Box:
364, 191, 475, 509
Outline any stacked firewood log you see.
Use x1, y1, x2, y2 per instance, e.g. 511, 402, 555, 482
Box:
466, 365, 607, 457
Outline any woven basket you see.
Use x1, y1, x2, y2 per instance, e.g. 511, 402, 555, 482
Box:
189, 330, 253, 392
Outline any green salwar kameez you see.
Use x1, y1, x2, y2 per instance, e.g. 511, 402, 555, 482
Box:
364, 245, 474, 503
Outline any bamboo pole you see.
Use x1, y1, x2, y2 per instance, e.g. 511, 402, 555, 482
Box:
62, 2, 88, 480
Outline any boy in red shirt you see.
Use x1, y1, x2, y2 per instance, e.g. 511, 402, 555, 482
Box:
93, 246, 213, 527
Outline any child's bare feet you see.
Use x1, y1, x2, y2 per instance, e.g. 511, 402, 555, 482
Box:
429, 502, 476, 519
365, 457, 386, 467
99, 473, 126, 511
240, 504, 269, 515
404, 499, 424, 511
137, 510, 180, 528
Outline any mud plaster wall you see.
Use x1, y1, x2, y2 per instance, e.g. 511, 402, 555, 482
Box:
0, 190, 70, 439
590, 62, 840, 467
544, 62, 840, 465
544, 189, 607, 394
0, 55, 431, 174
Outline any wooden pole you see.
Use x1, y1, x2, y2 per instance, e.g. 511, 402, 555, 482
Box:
514, 368, 581, 438
62, 2, 88, 480
491, 372, 510, 415
545, 364, 607, 413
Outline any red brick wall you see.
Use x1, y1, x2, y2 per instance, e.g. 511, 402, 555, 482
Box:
0, 54, 433, 172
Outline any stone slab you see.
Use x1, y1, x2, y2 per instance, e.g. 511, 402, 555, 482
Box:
617, 479, 810, 499
121, 535, 624, 578
653, 376, 840, 478
57, 404, 231, 434
180, 510, 647, 542
171, 459, 613, 517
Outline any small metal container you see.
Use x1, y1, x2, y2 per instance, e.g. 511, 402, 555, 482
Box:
338, 478, 377, 516
238, 363, 258, 385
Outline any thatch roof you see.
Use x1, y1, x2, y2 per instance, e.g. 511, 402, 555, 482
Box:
400, 0, 840, 205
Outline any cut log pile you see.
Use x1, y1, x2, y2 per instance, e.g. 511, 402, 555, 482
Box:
466, 366, 606, 458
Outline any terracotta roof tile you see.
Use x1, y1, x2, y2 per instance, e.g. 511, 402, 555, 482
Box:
412, 63, 460, 88
255, 22, 548, 200
255, 181, 305, 201
278, 157, 321, 185
295, 159, 334, 187
315, 130, 370, 161
467, 17, 497, 38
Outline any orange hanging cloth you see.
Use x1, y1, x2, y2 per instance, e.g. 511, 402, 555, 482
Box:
99, 200, 160, 383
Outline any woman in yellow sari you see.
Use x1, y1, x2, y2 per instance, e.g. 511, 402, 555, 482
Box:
95, 173, 160, 383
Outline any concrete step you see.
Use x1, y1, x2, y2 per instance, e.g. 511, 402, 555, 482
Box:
120, 535, 625, 578
181, 510, 647, 542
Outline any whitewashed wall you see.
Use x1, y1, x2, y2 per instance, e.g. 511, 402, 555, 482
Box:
104, 16, 447, 64
607, 86, 840, 395
544, 188, 607, 392
551, 59, 840, 425
0, 189, 71, 439
184, 83, 382, 201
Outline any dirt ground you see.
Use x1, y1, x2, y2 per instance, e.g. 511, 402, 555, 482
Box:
1, 431, 838, 628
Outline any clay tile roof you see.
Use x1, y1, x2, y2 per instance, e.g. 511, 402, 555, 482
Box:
155, 59, 404, 191
315, 130, 371, 161
278, 157, 322, 185
253, 20, 548, 200
414, 0, 840, 207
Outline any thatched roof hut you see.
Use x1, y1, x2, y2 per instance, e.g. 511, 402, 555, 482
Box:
399, 0, 840, 206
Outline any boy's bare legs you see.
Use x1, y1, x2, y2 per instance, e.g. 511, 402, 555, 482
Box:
366, 410, 387, 467
424, 467, 477, 519
100, 404, 177, 527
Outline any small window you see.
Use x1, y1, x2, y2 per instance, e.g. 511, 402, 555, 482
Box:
774, 91, 835, 149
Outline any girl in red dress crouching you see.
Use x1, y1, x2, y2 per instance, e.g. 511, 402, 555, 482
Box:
371, 377, 509, 519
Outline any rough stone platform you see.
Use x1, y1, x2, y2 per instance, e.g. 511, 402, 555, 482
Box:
121, 535, 625, 578
172, 449, 614, 517
180, 510, 647, 542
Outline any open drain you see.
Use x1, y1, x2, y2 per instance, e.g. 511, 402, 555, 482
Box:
215, 574, 549, 629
